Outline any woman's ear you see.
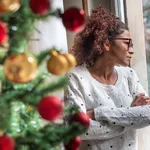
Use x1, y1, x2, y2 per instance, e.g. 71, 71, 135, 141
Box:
103, 40, 110, 51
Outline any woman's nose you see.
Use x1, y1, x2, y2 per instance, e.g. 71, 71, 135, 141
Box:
128, 47, 134, 54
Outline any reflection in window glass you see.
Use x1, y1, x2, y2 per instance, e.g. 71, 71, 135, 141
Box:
114, 0, 125, 22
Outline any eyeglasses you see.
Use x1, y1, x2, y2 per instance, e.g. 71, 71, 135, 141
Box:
110, 38, 133, 51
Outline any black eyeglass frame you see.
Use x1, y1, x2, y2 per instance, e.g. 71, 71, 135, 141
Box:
109, 38, 133, 51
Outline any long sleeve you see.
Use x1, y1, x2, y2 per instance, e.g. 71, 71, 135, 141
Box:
94, 68, 150, 129
81, 119, 128, 140
94, 105, 150, 129
63, 66, 149, 150
128, 68, 148, 99
64, 72, 128, 140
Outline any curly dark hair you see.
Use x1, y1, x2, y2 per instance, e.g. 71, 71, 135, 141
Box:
70, 5, 128, 66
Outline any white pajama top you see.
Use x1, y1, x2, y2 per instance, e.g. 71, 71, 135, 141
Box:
64, 65, 150, 150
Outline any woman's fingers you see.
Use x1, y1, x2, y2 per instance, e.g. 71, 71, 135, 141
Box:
137, 97, 150, 105
132, 94, 150, 106
134, 93, 145, 103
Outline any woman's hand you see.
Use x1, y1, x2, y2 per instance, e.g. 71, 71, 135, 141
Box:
87, 109, 95, 120
131, 93, 150, 107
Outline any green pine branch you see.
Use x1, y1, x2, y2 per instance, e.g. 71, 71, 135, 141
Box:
0, 0, 62, 63
15, 122, 87, 150
0, 1, 88, 150
0, 75, 68, 106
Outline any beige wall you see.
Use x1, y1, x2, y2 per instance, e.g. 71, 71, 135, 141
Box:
125, 0, 148, 92
125, 1, 150, 150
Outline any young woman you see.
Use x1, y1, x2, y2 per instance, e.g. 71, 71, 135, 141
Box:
65, 5, 150, 150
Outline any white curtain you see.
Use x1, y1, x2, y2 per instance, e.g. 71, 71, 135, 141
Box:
30, 0, 68, 53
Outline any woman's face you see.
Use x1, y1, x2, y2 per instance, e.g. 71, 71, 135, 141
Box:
109, 29, 134, 66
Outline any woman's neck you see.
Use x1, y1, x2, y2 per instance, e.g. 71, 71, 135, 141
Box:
88, 58, 117, 85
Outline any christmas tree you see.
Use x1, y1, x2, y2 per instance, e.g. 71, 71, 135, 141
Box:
0, 0, 89, 150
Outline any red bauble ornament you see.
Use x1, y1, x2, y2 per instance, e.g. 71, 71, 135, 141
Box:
0, 135, 15, 150
38, 96, 63, 121
29, 0, 51, 15
65, 136, 81, 150
62, 7, 85, 32
0, 21, 8, 45
72, 112, 90, 128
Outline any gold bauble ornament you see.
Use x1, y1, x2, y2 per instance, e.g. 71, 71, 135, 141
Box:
63, 53, 77, 71
0, 129, 4, 137
0, 43, 9, 62
4, 54, 37, 83
0, 0, 20, 13
47, 51, 68, 75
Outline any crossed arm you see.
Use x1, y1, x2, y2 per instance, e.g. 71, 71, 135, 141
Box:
66, 86, 150, 140
66, 71, 150, 140
87, 93, 150, 120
